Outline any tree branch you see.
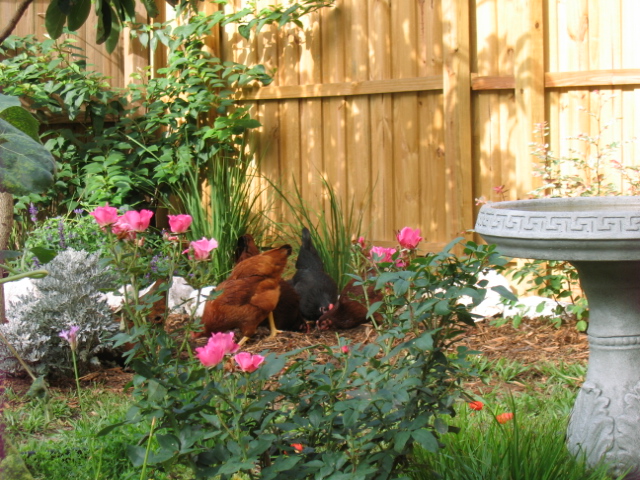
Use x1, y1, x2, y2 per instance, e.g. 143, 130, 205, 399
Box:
0, 0, 34, 46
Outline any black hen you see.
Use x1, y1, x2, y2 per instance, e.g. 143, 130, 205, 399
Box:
291, 227, 339, 322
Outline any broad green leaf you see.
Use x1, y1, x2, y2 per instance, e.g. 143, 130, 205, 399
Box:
45, 0, 66, 39
96, 2, 112, 45
0, 119, 55, 195
413, 333, 434, 351
394, 430, 411, 453
0, 106, 40, 142
67, 0, 92, 31
0, 96, 20, 110
147, 379, 168, 402
0, 250, 22, 262
96, 421, 127, 437
412, 428, 439, 452
491, 284, 518, 302
105, 13, 122, 53
434, 299, 451, 316
30, 246, 57, 264
140, 0, 160, 17
126, 445, 147, 467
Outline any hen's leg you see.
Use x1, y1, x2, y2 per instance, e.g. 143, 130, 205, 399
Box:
267, 311, 282, 339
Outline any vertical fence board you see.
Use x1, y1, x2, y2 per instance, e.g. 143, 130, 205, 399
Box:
442, 0, 473, 238
391, 0, 421, 230
320, 4, 347, 215
367, 0, 393, 241
345, 0, 371, 232
417, 0, 445, 243
514, 0, 545, 196
298, 11, 324, 215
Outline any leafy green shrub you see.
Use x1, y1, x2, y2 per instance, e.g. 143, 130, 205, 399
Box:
0, 249, 118, 377
23, 210, 104, 259
99, 238, 509, 479
0, 35, 144, 215
0, 2, 334, 228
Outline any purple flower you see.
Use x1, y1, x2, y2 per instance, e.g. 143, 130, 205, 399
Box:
58, 219, 67, 249
29, 203, 38, 223
59, 326, 80, 352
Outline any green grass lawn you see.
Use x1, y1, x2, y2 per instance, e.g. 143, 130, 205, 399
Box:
1, 355, 626, 480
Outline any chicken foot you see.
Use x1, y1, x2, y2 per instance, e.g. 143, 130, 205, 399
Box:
237, 312, 282, 346
267, 311, 282, 339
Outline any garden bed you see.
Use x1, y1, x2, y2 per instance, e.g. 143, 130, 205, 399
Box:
2, 315, 589, 399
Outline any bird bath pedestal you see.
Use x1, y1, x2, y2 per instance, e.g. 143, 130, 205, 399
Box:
475, 196, 640, 475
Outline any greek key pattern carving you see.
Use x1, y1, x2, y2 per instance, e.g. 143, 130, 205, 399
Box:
476, 210, 640, 238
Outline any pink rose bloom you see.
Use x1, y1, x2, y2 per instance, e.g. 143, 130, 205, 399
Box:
111, 219, 136, 240
340, 345, 350, 354
396, 227, 423, 250
195, 332, 239, 367
168, 214, 192, 233
370, 246, 396, 263
184, 237, 219, 261
234, 352, 265, 372
357, 236, 366, 249
90, 204, 119, 226
119, 209, 154, 232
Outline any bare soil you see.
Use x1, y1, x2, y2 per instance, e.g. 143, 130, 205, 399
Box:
1, 315, 589, 399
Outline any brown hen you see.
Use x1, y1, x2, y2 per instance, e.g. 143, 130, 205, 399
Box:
316, 278, 384, 330
195, 244, 292, 344
235, 234, 306, 332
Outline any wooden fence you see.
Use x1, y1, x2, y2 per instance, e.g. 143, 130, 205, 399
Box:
5, 0, 640, 252
222, 0, 640, 251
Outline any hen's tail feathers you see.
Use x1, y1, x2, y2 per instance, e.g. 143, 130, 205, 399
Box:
235, 233, 260, 263
297, 227, 324, 271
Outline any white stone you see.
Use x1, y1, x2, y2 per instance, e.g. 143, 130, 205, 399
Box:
103, 276, 214, 317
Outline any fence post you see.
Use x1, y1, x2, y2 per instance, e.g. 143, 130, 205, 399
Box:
442, 0, 473, 234
515, 0, 546, 196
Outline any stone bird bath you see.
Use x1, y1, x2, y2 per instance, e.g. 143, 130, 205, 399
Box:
475, 196, 640, 476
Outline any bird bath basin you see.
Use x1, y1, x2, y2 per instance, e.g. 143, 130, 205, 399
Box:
475, 196, 640, 475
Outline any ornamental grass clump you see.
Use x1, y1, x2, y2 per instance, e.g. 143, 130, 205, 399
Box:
413, 400, 627, 480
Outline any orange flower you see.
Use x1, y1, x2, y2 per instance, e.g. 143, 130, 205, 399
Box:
468, 401, 484, 411
496, 412, 514, 424
291, 443, 304, 453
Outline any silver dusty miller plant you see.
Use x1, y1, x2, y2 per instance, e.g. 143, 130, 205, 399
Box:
0, 248, 119, 377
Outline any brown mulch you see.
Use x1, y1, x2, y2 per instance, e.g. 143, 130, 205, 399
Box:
1, 314, 589, 399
